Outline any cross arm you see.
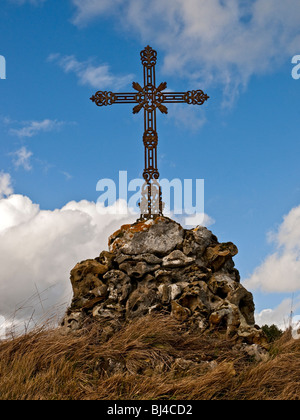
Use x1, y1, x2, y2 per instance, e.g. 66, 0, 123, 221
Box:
90, 91, 138, 107
161, 90, 209, 106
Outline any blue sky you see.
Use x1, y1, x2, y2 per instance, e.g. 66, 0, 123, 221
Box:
1, 0, 300, 330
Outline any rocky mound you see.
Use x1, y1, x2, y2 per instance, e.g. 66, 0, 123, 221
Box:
62, 217, 266, 348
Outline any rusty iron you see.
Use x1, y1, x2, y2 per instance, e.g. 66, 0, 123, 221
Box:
91, 45, 209, 220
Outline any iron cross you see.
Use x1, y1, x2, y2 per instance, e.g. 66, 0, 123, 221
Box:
90, 46, 209, 220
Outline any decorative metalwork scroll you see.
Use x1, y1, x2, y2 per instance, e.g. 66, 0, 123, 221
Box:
91, 46, 209, 220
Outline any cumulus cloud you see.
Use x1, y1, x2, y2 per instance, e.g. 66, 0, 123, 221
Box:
245, 205, 300, 293
0, 172, 13, 199
0, 191, 136, 332
48, 54, 134, 90
9, 119, 67, 138
0, 194, 39, 232
255, 296, 300, 330
11, 146, 33, 171
70, 0, 300, 102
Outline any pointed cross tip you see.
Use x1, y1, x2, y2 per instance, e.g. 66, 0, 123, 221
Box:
133, 81, 143, 92
157, 103, 168, 114
157, 82, 167, 92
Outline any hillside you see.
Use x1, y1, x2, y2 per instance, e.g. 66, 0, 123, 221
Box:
0, 314, 299, 400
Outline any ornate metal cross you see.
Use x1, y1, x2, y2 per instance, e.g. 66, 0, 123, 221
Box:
91, 46, 209, 220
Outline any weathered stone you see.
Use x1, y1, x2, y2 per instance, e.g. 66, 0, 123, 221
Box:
92, 306, 117, 320
169, 284, 182, 301
162, 250, 195, 268
178, 285, 210, 315
103, 269, 129, 283
171, 301, 191, 322
82, 296, 106, 310
97, 251, 115, 269
193, 226, 217, 253
114, 253, 131, 265
132, 253, 162, 264
70, 260, 110, 300
61, 311, 85, 334
126, 286, 158, 319
177, 265, 211, 283
208, 273, 236, 300
154, 269, 177, 283
103, 270, 132, 304
142, 273, 156, 285
209, 307, 231, 326
158, 284, 171, 305
156, 282, 185, 303
240, 344, 270, 363
90, 283, 108, 298
227, 285, 255, 326
119, 261, 160, 278
204, 242, 238, 271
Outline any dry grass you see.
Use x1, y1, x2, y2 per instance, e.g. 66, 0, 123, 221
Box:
0, 315, 299, 400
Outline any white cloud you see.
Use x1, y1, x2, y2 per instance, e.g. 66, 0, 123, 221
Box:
168, 103, 207, 131
9, 119, 66, 138
0, 191, 136, 329
0, 172, 13, 199
48, 54, 134, 90
184, 213, 215, 228
0, 316, 5, 338
70, 0, 300, 101
255, 296, 300, 330
7, 0, 46, 5
60, 171, 73, 181
0, 194, 39, 231
11, 147, 33, 171
245, 205, 300, 293
71, 0, 123, 26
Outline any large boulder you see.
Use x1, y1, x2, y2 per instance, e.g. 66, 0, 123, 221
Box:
108, 217, 184, 255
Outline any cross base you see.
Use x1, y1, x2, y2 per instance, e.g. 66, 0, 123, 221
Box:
138, 180, 164, 221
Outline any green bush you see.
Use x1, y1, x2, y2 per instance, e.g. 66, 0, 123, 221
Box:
262, 324, 283, 343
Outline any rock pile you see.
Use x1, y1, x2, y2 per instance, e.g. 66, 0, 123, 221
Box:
62, 217, 266, 348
